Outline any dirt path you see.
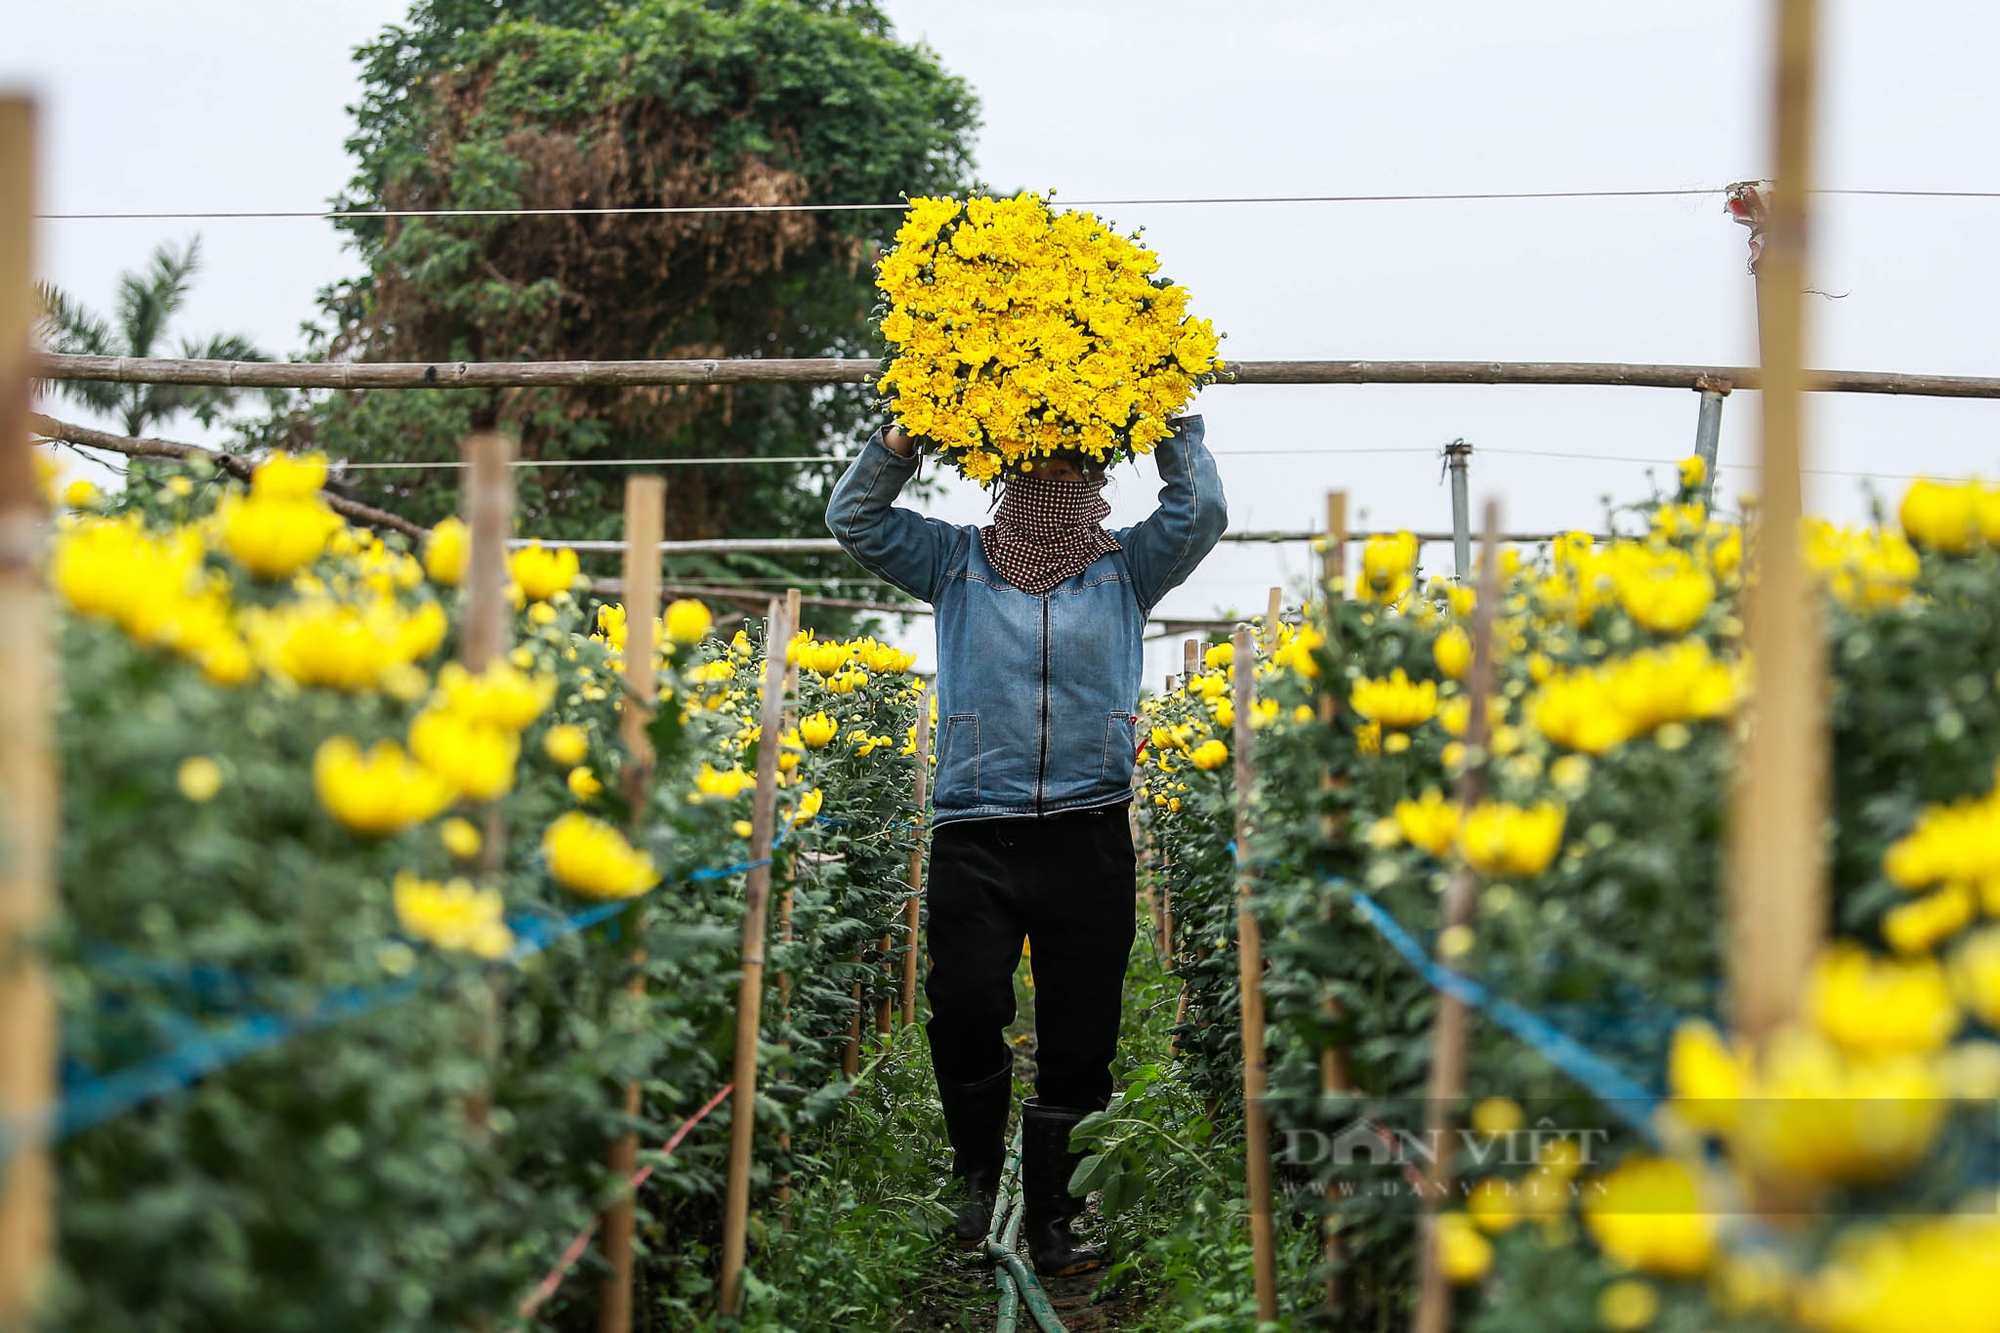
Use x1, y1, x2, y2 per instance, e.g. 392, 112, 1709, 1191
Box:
891, 955, 1153, 1332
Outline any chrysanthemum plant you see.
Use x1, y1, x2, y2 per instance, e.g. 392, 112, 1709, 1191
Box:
875, 192, 1225, 486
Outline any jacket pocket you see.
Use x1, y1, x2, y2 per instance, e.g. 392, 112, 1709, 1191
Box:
1100, 711, 1138, 786
938, 713, 981, 803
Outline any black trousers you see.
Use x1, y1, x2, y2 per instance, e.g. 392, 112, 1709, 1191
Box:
923, 804, 1137, 1111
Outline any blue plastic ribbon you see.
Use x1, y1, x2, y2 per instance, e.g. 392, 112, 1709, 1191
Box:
2, 835, 805, 1166
1341, 884, 1664, 1139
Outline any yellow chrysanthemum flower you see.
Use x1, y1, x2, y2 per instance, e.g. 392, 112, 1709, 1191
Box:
393, 870, 512, 959
542, 812, 659, 900
542, 723, 590, 768
664, 598, 712, 645
408, 708, 519, 802
799, 711, 839, 748
1581, 1156, 1713, 1278
313, 737, 454, 836
1189, 739, 1229, 771
876, 193, 1221, 483
1457, 801, 1565, 878
508, 543, 579, 602
1349, 668, 1438, 730
425, 517, 469, 586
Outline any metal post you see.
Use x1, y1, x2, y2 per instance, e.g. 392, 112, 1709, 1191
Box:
1693, 383, 1728, 507
1444, 439, 1473, 580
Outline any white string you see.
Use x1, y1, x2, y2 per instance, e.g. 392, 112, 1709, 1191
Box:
37, 186, 2000, 224
332, 445, 1436, 471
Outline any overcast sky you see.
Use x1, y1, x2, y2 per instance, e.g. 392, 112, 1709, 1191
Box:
10, 2, 1999, 678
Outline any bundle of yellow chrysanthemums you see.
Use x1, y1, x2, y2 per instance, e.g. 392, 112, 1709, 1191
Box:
875, 192, 1223, 484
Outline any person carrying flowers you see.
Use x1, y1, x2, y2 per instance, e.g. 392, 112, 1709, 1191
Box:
827, 193, 1227, 1278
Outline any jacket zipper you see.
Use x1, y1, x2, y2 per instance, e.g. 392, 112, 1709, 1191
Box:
1034, 594, 1051, 815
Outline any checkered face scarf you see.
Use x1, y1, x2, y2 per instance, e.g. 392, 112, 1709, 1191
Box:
978, 472, 1122, 595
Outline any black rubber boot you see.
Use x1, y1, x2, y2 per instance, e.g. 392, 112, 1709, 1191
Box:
938, 1064, 1012, 1248
1021, 1097, 1104, 1277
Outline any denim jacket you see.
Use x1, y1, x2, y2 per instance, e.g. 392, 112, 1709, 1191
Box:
825, 416, 1228, 825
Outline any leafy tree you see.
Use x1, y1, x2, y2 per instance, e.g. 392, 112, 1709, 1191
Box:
38, 236, 272, 437
275, 0, 978, 586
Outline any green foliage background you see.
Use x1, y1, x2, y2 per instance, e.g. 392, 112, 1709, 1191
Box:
267, 0, 978, 581
43, 459, 926, 1330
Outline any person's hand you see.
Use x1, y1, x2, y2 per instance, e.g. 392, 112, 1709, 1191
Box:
882, 426, 916, 458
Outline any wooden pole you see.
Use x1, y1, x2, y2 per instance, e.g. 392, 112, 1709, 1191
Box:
38, 350, 2000, 399
598, 476, 663, 1333
1183, 639, 1199, 689
1729, 0, 1827, 1046
775, 586, 800, 1213
777, 587, 802, 1008
460, 433, 514, 674
1323, 492, 1348, 597
1263, 587, 1283, 656
1319, 491, 1351, 1311
901, 679, 932, 1025
842, 976, 862, 1078
718, 599, 791, 1317
1231, 626, 1278, 1325
460, 429, 515, 976
0, 94, 56, 1330
1412, 502, 1502, 1333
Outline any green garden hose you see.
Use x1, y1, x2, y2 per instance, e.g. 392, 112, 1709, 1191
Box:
985, 1124, 1067, 1333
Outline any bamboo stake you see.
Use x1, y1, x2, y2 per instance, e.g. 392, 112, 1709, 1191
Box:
457, 436, 514, 683
1729, 0, 1827, 1047
775, 586, 800, 1213
457, 435, 515, 1138
1232, 626, 1278, 1325
38, 351, 2000, 399
718, 599, 791, 1317
460, 434, 514, 673
1183, 639, 1199, 689
842, 977, 862, 1078
599, 475, 663, 1333
1263, 587, 1283, 655
1323, 492, 1348, 597
1412, 501, 1502, 1333
777, 587, 802, 1011
901, 679, 932, 1025
0, 95, 55, 1329
1319, 491, 1351, 1311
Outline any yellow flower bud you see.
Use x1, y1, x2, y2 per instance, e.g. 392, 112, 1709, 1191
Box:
543, 723, 590, 768
175, 756, 223, 803
440, 817, 483, 861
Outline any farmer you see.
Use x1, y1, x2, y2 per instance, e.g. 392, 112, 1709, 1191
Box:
826, 416, 1227, 1276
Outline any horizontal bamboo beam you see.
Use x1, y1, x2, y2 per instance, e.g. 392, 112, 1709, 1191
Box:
33, 352, 2000, 399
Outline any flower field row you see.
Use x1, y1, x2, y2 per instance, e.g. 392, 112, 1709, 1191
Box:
36, 439, 2000, 1331
1126, 458, 2000, 1331
36, 454, 927, 1329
